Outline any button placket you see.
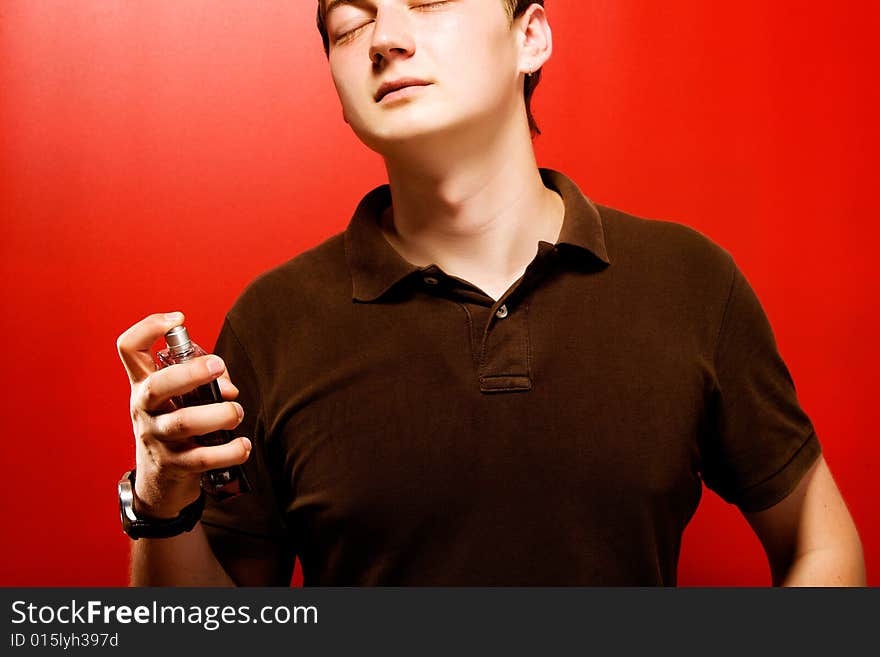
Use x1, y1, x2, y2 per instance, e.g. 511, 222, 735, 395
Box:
478, 299, 531, 393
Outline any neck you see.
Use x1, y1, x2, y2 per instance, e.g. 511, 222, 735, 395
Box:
378, 112, 564, 301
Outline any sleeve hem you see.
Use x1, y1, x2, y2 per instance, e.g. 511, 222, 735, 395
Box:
201, 520, 293, 560
200, 519, 285, 541
732, 430, 822, 512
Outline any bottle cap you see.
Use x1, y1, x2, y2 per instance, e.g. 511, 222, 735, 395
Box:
165, 325, 192, 354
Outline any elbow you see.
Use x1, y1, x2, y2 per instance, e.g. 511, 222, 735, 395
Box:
776, 536, 866, 587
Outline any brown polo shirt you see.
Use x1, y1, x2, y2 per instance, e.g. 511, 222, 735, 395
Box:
200, 168, 821, 585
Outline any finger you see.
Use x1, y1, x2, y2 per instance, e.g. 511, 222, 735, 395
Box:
217, 375, 240, 400
140, 354, 226, 413
175, 437, 252, 473
117, 312, 186, 384
152, 400, 244, 442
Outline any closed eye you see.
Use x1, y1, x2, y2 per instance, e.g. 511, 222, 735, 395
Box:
333, 1, 453, 45
335, 21, 373, 45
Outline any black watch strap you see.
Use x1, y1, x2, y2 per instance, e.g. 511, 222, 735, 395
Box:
118, 470, 205, 540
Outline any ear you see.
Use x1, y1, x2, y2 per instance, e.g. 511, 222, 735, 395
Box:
515, 4, 553, 76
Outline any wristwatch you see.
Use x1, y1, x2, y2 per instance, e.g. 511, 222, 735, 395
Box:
118, 470, 205, 540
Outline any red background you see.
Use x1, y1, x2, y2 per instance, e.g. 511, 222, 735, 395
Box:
1, 1, 876, 586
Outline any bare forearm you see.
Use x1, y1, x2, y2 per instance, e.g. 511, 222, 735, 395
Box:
129, 523, 236, 587
745, 456, 867, 588
778, 545, 866, 587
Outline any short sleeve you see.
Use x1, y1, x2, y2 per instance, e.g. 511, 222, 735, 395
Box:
702, 259, 822, 512
199, 316, 295, 567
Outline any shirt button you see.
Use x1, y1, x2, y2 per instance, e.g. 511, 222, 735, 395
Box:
495, 304, 509, 319
423, 276, 439, 286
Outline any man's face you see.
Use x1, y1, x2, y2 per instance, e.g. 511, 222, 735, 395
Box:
324, 0, 521, 153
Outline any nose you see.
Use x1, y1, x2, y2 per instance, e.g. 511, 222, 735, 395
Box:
369, 6, 416, 68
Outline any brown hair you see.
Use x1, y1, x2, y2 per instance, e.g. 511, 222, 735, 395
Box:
316, 1, 545, 138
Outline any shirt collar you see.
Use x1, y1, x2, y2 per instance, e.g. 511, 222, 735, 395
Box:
344, 168, 611, 302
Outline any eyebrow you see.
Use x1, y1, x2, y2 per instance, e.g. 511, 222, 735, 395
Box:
325, 0, 368, 18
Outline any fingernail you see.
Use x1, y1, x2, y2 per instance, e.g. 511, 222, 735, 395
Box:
165, 312, 183, 322
242, 437, 252, 453
206, 356, 224, 375
234, 402, 244, 420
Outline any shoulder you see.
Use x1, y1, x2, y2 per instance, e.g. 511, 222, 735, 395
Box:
225, 232, 350, 329
597, 203, 734, 268
596, 202, 737, 290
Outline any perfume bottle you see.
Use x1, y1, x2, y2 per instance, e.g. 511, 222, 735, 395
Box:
155, 325, 251, 501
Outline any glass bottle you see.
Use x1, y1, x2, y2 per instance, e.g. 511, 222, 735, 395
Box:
155, 325, 251, 500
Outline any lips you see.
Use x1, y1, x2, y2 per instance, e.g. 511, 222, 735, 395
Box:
375, 78, 432, 102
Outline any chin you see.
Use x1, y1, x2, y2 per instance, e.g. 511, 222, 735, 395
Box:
353, 109, 482, 153
355, 123, 446, 153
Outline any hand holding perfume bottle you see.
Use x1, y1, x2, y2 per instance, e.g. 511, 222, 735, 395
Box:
117, 312, 252, 523
155, 325, 251, 501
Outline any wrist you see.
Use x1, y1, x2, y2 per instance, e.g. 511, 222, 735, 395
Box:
119, 470, 205, 540
133, 471, 201, 520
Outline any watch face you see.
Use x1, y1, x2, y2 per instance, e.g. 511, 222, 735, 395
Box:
118, 472, 137, 536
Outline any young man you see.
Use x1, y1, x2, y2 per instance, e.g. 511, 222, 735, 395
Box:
116, 1, 865, 585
